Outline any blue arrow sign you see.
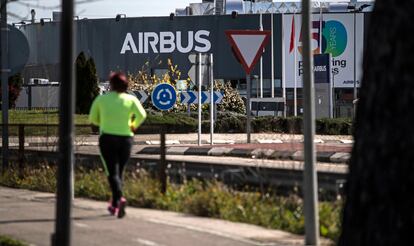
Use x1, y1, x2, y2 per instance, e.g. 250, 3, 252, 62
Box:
201, 92, 208, 104
180, 92, 197, 104
130, 90, 149, 103
180, 91, 224, 104
213, 91, 224, 104
151, 83, 177, 111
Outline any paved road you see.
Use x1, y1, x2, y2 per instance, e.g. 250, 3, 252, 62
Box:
0, 187, 308, 246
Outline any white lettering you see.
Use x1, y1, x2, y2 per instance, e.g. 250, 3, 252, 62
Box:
120, 33, 138, 54
120, 30, 211, 54
176, 31, 193, 53
160, 32, 176, 53
144, 32, 159, 53
138, 32, 143, 53
194, 30, 211, 53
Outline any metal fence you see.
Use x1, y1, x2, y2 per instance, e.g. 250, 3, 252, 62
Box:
0, 123, 346, 198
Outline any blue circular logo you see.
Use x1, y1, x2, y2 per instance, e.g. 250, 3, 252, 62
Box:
151, 83, 177, 111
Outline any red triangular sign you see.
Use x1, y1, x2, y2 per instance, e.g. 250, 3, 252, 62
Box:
225, 30, 271, 75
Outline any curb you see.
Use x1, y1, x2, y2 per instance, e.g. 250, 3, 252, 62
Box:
137, 146, 350, 164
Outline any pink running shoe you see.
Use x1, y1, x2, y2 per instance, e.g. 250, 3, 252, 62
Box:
108, 205, 118, 216
107, 199, 118, 216
117, 197, 127, 218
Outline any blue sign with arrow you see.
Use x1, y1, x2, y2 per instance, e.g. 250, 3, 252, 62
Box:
151, 83, 177, 111
180, 91, 224, 104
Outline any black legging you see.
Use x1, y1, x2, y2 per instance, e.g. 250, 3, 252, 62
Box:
99, 134, 133, 207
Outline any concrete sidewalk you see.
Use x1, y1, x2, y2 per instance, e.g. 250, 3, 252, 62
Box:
5, 133, 353, 147
0, 187, 335, 246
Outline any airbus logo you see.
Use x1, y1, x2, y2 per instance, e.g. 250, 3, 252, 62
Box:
120, 30, 211, 54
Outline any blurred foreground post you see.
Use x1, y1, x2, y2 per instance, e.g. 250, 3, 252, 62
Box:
1, 0, 9, 172
301, 0, 320, 245
159, 128, 167, 194
53, 0, 75, 245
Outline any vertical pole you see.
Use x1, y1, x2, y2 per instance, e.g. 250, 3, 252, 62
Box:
1, 0, 9, 172
353, 11, 357, 117
18, 125, 25, 172
259, 13, 263, 98
54, 0, 75, 245
271, 10, 275, 98
210, 54, 214, 146
302, 0, 320, 245
198, 53, 202, 146
329, 54, 333, 118
281, 12, 287, 117
246, 74, 251, 144
319, 4, 323, 54
293, 11, 298, 117
159, 129, 167, 194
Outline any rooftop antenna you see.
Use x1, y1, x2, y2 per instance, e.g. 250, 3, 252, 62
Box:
30, 9, 36, 23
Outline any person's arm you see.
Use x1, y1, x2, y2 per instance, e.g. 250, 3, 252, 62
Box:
131, 97, 147, 131
89, 97, 100, 126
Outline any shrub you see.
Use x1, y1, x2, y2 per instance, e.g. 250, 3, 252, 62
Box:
76, 52, 100, 114
0, 165, 342, 242
0, 73, 23, 108
0, 235, 27, 246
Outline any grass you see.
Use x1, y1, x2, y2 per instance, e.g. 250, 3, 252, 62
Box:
1, 110, 89, 124
0, 235, 27, 246
0, 110, 91, 136
0, 165, 342, 243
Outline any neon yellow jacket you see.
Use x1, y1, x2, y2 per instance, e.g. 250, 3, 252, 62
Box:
89, 92, 147, 136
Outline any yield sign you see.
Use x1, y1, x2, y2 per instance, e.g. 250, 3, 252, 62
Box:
225, 30, 271, 75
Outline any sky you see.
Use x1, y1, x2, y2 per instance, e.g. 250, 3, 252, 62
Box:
8, 0, 200, 22
8, 0, 373, 23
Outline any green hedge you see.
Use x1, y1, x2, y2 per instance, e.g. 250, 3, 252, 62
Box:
146, 113, 353, 135
3, 110, 352, 135
146, 112, 352, 135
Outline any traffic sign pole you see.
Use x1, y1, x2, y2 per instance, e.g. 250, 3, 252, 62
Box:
210, 54, 214, 146
198, 53, 202, 146
246, 74, 251, 144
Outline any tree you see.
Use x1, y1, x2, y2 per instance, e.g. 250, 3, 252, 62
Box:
0, 73, 23, 108
339, 1, 414, 245
75, 52, 100, 114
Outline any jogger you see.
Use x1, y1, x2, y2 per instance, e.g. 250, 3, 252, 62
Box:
89, 72, 147, 218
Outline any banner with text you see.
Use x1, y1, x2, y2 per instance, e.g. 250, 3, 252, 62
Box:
283, 13, 364, 88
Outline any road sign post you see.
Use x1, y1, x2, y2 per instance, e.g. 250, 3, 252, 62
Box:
225, 30, 271, 144
210, 54, 214, 146
198, 53, 202, 146
246, 74, 251, 143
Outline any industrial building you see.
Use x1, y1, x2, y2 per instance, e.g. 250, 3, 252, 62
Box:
14, 0, 373, 117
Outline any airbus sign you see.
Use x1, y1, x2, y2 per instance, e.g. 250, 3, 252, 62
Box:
120, 30, 211, 54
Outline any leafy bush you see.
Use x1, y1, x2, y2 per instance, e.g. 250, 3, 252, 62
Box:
0, 235, 27, 246
214, 81, 246, 114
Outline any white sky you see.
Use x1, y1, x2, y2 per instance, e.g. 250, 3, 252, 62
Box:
8, 0, 374, 23
8, 0, 201, 22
